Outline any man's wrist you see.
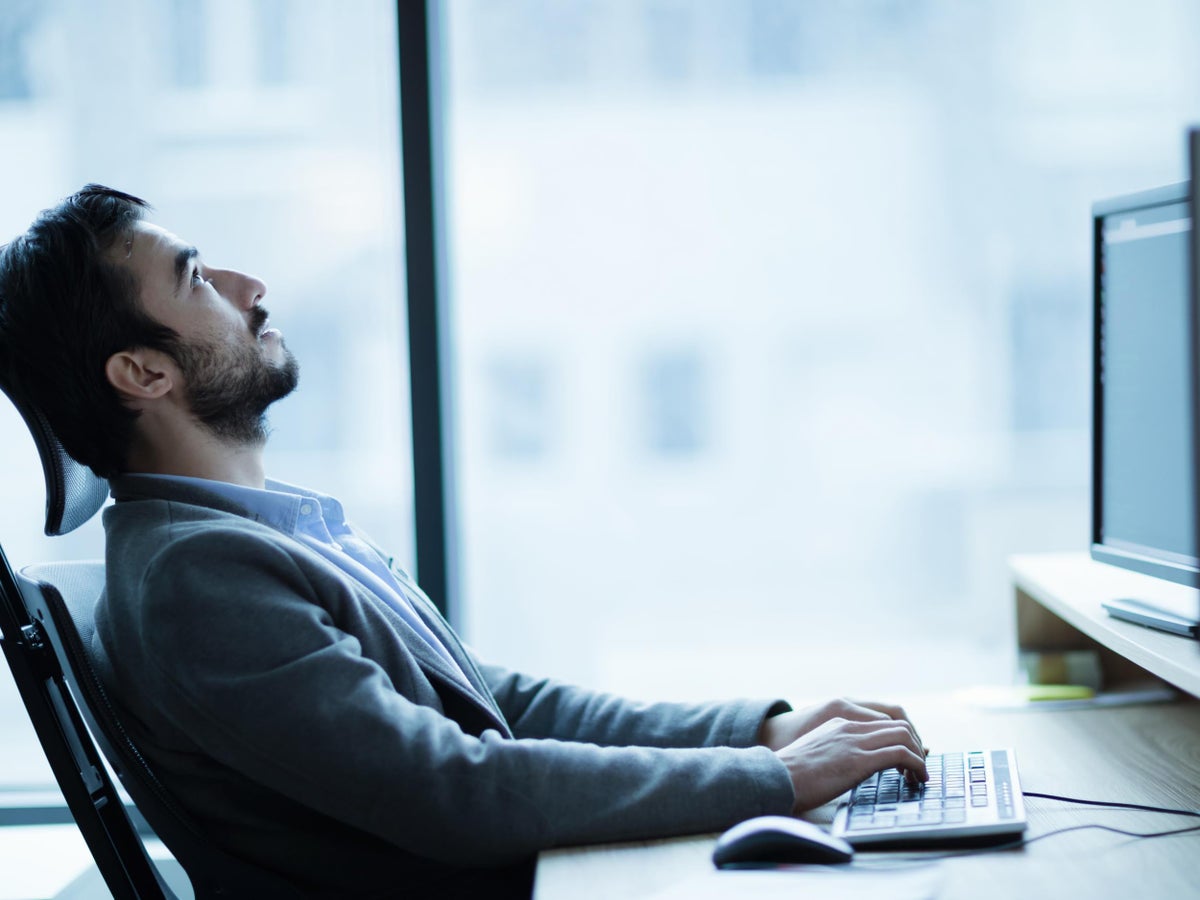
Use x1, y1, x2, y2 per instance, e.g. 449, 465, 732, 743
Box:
757, 702, 792, 749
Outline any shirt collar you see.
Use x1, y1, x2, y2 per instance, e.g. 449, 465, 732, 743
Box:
128, 473, 346, 537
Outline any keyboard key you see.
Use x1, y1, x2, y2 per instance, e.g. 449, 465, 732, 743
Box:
944, 810, 967, 824
971, 796, 989, 807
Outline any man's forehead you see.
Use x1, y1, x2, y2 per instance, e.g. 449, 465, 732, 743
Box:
126, 221, 187, 260
117, 221, 193, 293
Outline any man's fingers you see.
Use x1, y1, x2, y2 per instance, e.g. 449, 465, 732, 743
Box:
850, 700, 925, 752
855, 700, 908, 721
840, 722, 928, 782
863, 746, 929, 782
825, 699, 890, 723
838, 717, 923, 753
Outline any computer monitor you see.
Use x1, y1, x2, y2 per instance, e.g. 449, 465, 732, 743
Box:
1092, 179, 1199, 635
1190, 128, 1200, 641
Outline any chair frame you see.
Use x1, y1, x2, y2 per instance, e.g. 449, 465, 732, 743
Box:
0, 547, 174, 899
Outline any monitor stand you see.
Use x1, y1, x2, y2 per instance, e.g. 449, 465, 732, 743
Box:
1102, 597, 1200, 637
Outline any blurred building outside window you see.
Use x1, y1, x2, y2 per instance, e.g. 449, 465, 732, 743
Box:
442, 0, 1200, 702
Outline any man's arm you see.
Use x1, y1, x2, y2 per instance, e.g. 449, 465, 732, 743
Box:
135, 530, 795, 864
478, 668, 928, 812
478, 662, 792, 750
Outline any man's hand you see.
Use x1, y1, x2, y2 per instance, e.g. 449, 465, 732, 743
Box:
759, 698, 929, 813
758, 698, 924, 752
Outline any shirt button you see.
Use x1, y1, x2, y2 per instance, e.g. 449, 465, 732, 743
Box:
300, 503, 313, 515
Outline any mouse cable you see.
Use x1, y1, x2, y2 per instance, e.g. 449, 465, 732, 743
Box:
1022, 790, 1200, 818
849, 820, 1200, 870
845, 790, 1200, 870
849, 796, 1200, 873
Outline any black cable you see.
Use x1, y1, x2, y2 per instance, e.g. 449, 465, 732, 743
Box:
846, 790, 1200, 869
850, 822, 1200, 870
1022, 789, 1200, 818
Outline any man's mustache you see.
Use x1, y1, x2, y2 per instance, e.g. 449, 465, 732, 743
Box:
249, 307, 270, 336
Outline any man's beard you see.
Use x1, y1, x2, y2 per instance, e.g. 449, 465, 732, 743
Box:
170, 329, 299, 446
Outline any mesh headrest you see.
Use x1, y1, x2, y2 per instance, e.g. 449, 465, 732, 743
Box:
0, 381, 108, 536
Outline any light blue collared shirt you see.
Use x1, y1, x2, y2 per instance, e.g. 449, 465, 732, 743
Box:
137, 474, 472, 686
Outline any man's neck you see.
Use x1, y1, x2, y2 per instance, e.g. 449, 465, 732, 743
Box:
125, 425, 267, 489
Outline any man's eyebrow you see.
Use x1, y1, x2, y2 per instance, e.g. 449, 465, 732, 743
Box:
173, 245, 199, 295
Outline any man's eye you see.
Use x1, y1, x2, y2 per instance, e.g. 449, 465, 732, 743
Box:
191, 268, 207, 286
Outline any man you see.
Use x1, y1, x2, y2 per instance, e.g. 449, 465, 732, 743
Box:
0, 186, 926, 898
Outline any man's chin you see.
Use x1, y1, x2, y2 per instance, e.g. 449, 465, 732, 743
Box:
274, 348, 300, 394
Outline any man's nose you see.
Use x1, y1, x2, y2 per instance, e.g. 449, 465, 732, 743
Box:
215, 269, 267, 310
243, 273, 267, 309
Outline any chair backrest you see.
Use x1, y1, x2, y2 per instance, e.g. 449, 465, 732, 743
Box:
18, 562, 307, 900
0, 553, 175, 900
3, 380, 108, 536
0, 380, 304, 898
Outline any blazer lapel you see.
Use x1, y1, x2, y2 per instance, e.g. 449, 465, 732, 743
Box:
297, 537, 510, 732
404, 584, 508, 726
348, 528, 508, 726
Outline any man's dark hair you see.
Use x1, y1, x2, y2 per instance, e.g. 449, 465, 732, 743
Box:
0, 185, 181, 479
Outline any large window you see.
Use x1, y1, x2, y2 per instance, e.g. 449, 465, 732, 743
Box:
0, 0, 410, 790
442, 1, 1200, 702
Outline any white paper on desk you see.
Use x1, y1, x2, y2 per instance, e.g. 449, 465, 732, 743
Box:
644, 864, 942, 900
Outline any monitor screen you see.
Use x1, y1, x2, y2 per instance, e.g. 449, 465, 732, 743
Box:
1092, 183, 1198, 587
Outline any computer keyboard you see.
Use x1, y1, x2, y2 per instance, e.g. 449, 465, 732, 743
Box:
831, 749, 1026, 845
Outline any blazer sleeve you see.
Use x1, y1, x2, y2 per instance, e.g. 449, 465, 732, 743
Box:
478, 662, 792, 750
351, 525, 793, 751
135, 530, 795, 866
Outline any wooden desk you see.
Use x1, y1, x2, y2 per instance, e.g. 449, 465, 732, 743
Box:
1012, 552, 1200, 696
534, 555, 1200, 900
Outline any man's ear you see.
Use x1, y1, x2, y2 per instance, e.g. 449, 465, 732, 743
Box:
104, 349, 175, 402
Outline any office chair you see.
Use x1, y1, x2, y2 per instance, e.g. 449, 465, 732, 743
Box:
0, 382, 306, 899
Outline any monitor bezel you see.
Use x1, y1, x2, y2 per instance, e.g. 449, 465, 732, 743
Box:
1091, 179, 1198, 587
1190, 130, 1200, 628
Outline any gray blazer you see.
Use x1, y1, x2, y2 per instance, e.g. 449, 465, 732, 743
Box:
94, 475, 793, 897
